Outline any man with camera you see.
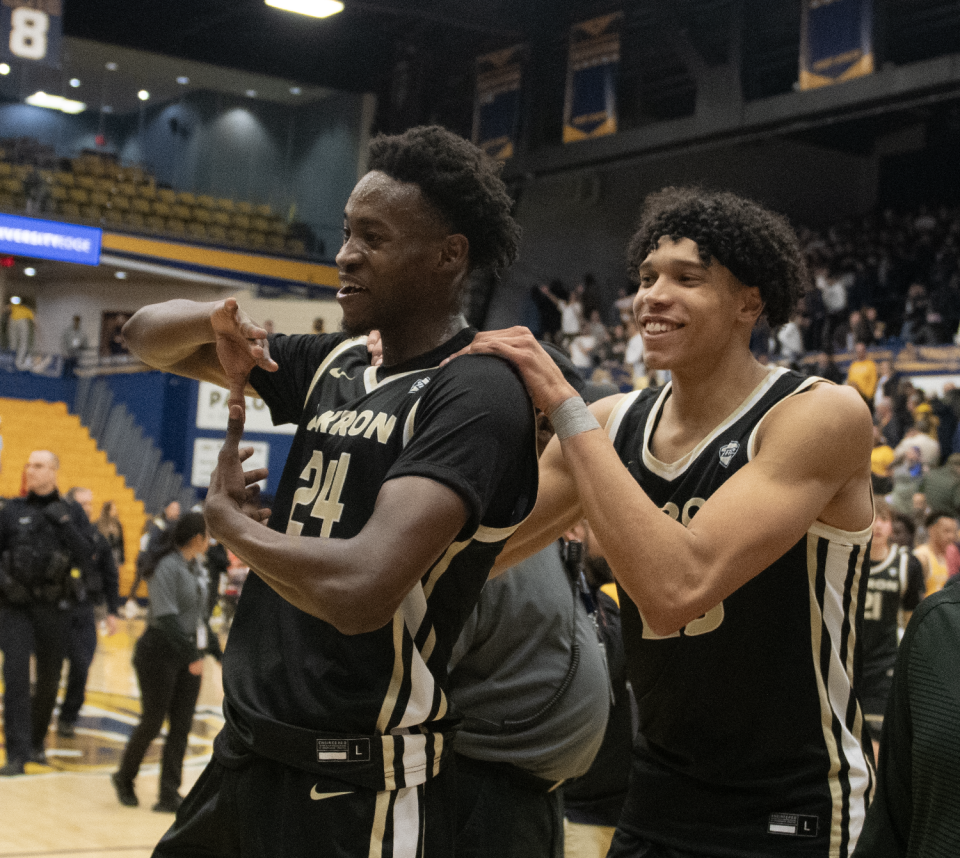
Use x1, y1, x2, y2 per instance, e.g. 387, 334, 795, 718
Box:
0, 450, 95, 775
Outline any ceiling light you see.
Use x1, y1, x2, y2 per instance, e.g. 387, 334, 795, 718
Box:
265, 0, 344, 19
69, 78, 81, 87
10, 295, 21, 303
25, 91, 87, 114
0, 64, 10, 75
138, 90, 150, 101
102, 105, 113, 113
246, 89, 257, 97
115, 270, 127, 279
290, 86, 301, 95
105, 62, 118, 71
177, 76, 190, 85
24, 268, 36, 277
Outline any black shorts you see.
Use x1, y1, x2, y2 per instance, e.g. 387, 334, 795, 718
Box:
154, 753, 456, 858
608, 828, 716, 858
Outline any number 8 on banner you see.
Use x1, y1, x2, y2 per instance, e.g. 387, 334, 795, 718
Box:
2, 1, 62, 68
10, 8, 48, 60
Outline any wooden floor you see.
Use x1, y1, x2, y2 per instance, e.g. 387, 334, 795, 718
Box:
0, 616, 226, 858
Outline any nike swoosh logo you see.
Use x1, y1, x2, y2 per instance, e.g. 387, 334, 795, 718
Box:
310, 787, 353, 801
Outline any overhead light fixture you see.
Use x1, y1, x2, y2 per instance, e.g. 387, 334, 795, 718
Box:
138, 90, 150, 101
105, 62, 118, 71
69, 78, 81, 87
24, 268, 36, 277
246, 89, 257, 98
290, 86, 301, 95
0, 64, 10, 75
177, 76, 190, 85
115, 270, 127, 279
25, 91, 87, 114
10, 295, 21, 303
102, 105, 114, 113
265, 0, 344, 19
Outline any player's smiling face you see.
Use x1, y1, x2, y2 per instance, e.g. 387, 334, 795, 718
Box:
336, 171, 452, 338
633, 236, 759, 372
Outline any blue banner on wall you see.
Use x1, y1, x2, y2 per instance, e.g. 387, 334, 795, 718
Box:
799, 0, 874, 90
473, 46, 525, 161
563, 13, 621, 144
0, 0, 62, 68
0, 213, 101, 264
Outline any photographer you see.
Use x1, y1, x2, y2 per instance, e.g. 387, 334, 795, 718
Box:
0, 450, 95, 776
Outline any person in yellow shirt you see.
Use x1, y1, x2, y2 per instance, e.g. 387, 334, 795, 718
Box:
846, 340, 879, 407
871, 425, 896, 495
914, 510, 958, 596
8, 299, 35, 370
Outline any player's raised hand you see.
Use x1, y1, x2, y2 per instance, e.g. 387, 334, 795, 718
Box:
206, 405, 271, 540
211, 298, 279, 415
442, 327, 579, 414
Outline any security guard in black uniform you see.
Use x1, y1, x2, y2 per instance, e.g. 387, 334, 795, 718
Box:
0, 450, 95, 775
56, 486, 121, 739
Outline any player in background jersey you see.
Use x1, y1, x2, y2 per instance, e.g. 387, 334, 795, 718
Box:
449, 187, 876, 858
860, 498, 924, 761
121, 126, 538, 858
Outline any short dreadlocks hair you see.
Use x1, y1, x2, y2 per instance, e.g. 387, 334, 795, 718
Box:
626, 187, 807, 327
367, 125, 521, 275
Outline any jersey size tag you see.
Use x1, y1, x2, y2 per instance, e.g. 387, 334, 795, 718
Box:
768, 813, 819, 837
316, 738, 371, 762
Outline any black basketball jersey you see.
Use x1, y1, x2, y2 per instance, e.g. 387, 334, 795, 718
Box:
219, 328, 538, 792
608, 368, 873, 858
862, 545, 924, 680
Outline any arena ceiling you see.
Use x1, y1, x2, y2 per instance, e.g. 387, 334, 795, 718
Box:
63, 0, 540, 94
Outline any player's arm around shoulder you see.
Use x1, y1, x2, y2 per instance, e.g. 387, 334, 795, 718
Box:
491, 393, 624, 576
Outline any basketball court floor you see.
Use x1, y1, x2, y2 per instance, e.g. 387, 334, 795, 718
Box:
0, 617, 226, 858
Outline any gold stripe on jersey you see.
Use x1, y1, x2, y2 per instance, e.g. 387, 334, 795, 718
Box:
605, 389, 642, 441
422, 538, 470, 599
303, 336, 367, 407
402, 399, 420, 447
805, 524, 874, 857
421, 626, 438, 663
368, 788, 393, 858
377, 613, 407, 734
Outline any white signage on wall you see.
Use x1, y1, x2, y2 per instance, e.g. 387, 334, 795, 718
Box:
196, 381, 295, 435
191, 438, 269, 489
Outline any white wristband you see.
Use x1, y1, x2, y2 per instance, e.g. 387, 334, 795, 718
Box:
550, 396, 601, 440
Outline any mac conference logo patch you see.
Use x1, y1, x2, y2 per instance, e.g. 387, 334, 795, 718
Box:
719, 440, 740, 468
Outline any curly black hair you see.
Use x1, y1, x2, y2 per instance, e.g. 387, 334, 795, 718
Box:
366, 125, 521, 275
626, 187, 808, 327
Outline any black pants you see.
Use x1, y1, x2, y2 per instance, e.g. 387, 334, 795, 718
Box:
0, 602, 70, 762
116, 627, 201, 802
454, 753, 564, 858
59, 602, 99, 725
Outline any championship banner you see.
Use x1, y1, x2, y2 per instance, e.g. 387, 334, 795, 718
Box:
1, 0, 62, 68
473, 46, 524, 161
799, 0, 874, 90
563, 12, 621, 145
